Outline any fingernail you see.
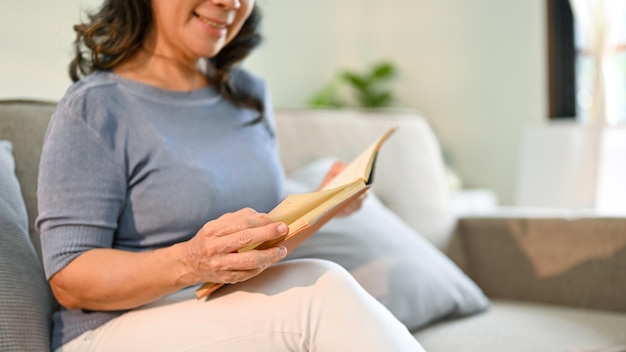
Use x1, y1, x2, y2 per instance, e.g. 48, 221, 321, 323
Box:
277, 223, 288, 234
277, 246, 287, 258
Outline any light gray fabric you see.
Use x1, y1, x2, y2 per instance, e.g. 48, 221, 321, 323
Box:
414, 299, 626, 352
0, 140, 52, 351
285, 158, 489, 331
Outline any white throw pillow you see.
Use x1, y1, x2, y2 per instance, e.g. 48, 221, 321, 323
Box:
285, 158, 489, 331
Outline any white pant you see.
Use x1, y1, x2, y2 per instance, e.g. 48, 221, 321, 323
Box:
57, 259, 424, 352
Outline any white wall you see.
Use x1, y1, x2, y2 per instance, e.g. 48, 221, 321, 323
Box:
0, 0, 547, 205
245, 0, 548, 205
0, 0, 102, 101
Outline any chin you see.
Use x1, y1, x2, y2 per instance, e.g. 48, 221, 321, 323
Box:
197, 45, 227, 60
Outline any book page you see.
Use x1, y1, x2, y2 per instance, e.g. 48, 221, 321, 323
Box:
288, 180, 365, 231
268, 186, 346, 224
236, 185, 348, 253
321, 127, 396, 191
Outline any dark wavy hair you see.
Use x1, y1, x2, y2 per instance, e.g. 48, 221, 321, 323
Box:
69, 0, 265, 120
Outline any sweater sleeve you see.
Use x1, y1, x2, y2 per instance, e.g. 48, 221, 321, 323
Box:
36, 103, 127, 280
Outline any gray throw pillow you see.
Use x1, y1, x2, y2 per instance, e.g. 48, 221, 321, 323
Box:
285, 158, 489, 331
0, 140, 53, 351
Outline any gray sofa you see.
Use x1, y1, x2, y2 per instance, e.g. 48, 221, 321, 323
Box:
1, 99, 625, 351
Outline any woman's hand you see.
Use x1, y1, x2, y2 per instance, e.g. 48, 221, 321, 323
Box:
48, 208, 288, 311
181, 208, 289, 285
318, 161, 367, 217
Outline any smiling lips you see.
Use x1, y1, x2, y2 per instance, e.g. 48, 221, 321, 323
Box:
195, 13, 229, 30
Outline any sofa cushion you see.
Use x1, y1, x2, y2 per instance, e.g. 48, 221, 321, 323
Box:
273, 108, 457, 250
285, 158, 489, 331
0, 140, 53, 351
414, 299, 626, 352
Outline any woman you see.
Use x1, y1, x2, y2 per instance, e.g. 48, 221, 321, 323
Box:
37, 0, 425, 351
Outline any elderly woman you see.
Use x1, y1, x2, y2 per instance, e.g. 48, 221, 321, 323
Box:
37, 0, 424, 351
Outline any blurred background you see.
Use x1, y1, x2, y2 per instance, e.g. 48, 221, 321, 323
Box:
1, 0, 624, 211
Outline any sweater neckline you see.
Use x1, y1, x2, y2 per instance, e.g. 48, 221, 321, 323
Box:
100, 70, 221, 105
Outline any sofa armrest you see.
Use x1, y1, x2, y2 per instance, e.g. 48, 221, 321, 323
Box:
451, 216, 626, 312
0, 100, 56, 258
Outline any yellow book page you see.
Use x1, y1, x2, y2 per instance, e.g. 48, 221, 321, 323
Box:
267, 185, 347, 224
243, 180, 365, 253
237, 185, 346, 253
287, 180, 364, 232
238, 180, 363, 253
321, 127, 396, 191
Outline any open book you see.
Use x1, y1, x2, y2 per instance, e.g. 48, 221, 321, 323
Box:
195, 127, 397, 299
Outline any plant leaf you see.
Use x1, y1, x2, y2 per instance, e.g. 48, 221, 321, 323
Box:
368, 91, 393, 108
372, 62, 396, 80
308, 83, 345, 108
341, 72, 369, 93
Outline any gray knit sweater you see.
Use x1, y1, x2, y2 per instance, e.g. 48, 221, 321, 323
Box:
36, 70, 285, 349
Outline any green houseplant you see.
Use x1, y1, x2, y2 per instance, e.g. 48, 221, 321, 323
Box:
309, 61, 398, 109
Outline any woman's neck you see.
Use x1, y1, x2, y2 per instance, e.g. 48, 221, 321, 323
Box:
114, 47, 209, 92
